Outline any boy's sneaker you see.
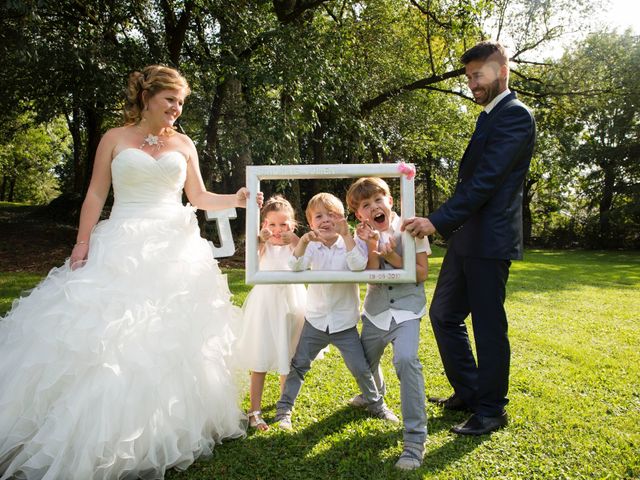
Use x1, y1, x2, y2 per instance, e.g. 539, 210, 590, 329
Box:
394, 442, 424, 470
348, 394, 367, 408
273, 410, 292, 430
371, 405, 400, 424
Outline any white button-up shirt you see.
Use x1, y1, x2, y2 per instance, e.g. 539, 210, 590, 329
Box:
484, 88, 511, 114
288, 235, 367, 333
362, 213, 432, 331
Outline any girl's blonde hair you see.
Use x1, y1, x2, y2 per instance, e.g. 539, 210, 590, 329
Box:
261, 195, 298, 230
123, 65, 191, 126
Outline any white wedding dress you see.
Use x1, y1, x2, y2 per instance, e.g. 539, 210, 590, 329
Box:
0, 148, 247, 480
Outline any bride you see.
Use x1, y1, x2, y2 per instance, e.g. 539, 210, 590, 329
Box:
0, 65, 261, 480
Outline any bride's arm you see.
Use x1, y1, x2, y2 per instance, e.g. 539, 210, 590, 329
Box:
182, 136, 262, 210
70, 129, 117, 268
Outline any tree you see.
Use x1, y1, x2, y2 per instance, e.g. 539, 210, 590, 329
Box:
2, 0, 618, 249
547, 30, 640, 248
0, 112, 70, 204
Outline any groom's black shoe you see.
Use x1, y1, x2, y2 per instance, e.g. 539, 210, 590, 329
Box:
450, 413, 508, 436
427, 394, 471, 412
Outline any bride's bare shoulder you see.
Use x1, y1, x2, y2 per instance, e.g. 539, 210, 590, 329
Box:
102, 125, 134, 142
172, 131, 197, 161
106, 125, 132, 135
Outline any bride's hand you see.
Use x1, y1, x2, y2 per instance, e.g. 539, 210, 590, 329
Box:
235, 188, 264, 209
70, 243, 89, 270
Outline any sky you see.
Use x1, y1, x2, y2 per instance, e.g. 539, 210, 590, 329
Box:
601, 0, 640, 33
507, 0, 640, 60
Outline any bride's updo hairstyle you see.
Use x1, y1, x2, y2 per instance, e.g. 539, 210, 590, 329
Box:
124, 65, 191, 125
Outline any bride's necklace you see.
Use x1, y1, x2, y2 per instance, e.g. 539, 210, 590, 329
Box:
138, 127, 166, 151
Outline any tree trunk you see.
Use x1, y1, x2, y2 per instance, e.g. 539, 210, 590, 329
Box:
217, 14, 252, 195
83, 105, 103, 194
424, 152, 435, 215
309, 119, 329, 195
160, 0, 194, 66
223, 77, 251, 194
66, 107, 84, 194
0, 175, 6, 201
311, 118, 325, 165
522, 177, 535, 246
599, 162, 615, 246
8, 177, 16, 202
202, 81, 226, 190
289, 178, 304, 228
369, 143, 380, 163
217, 76, 252, 236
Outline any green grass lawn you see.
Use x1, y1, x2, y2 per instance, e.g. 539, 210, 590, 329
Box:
1, 248, 639, 479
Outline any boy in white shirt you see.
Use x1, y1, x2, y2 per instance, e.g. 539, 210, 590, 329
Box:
274, 193, 398, 429
346, 177, 431, 471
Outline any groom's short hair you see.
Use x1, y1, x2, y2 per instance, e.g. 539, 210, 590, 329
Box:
461, 41, 508, 66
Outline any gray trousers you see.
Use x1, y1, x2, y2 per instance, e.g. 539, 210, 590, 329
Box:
277, 320, 383, 413
361, 316, 427, 444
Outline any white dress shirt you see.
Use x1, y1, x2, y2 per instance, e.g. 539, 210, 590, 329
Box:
288, 235, 367, 333
362, 213, 432, 331
484, 88, 511, 114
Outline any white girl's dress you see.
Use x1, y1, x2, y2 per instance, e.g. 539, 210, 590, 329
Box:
0, 148, 246, 480
236, 243, 306, 374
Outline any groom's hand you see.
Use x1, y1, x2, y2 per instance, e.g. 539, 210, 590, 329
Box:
402, 217, 435, 239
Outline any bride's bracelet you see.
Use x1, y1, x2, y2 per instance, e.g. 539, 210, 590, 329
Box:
74, 241, 89, 247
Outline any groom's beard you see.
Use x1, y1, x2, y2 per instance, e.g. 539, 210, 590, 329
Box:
474, 78, 501, 106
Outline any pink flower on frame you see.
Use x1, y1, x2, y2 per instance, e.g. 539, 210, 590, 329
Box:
397, 161, 416, 180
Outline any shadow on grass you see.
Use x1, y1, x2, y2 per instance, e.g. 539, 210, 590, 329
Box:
167, 406, 488, 480
422, 409, 493, 473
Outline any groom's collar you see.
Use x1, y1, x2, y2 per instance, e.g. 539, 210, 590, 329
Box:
484, 89, 512, 114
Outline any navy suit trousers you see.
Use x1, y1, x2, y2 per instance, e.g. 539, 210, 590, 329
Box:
429, 246, 511, 416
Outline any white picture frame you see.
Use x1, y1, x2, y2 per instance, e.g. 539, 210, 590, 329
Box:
245, 163, 416, 284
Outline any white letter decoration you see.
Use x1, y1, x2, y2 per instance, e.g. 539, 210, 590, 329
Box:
205, 207, 237, 258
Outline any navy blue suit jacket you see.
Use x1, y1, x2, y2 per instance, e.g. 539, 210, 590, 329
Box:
429, 92, 536, 260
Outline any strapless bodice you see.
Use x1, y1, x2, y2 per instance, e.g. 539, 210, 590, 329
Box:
110, 148, 188, 219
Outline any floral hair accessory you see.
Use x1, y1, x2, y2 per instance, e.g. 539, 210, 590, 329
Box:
397, 161, 416, 180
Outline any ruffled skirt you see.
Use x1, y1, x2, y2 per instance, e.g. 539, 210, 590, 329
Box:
0, 206, 247, 480
236, 283, 306, 374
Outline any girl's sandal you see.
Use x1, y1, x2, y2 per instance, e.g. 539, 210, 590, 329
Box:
248, 410, 269, 431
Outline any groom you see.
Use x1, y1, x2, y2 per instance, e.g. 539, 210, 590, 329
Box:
402, 41, 536, 435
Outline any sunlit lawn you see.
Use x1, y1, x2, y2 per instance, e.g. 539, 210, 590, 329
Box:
1, 248, 639, 479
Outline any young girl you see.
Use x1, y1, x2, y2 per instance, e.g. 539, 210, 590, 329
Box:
236, 195, 307, 431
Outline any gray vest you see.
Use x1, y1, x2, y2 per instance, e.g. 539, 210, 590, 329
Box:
363, 232, 426, 316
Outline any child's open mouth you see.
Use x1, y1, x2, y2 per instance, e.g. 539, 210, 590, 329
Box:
373, 212, 386, 227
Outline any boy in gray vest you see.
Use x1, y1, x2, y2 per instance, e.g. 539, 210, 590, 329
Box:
274, 193, 399, 430
346, 177, 431, 471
